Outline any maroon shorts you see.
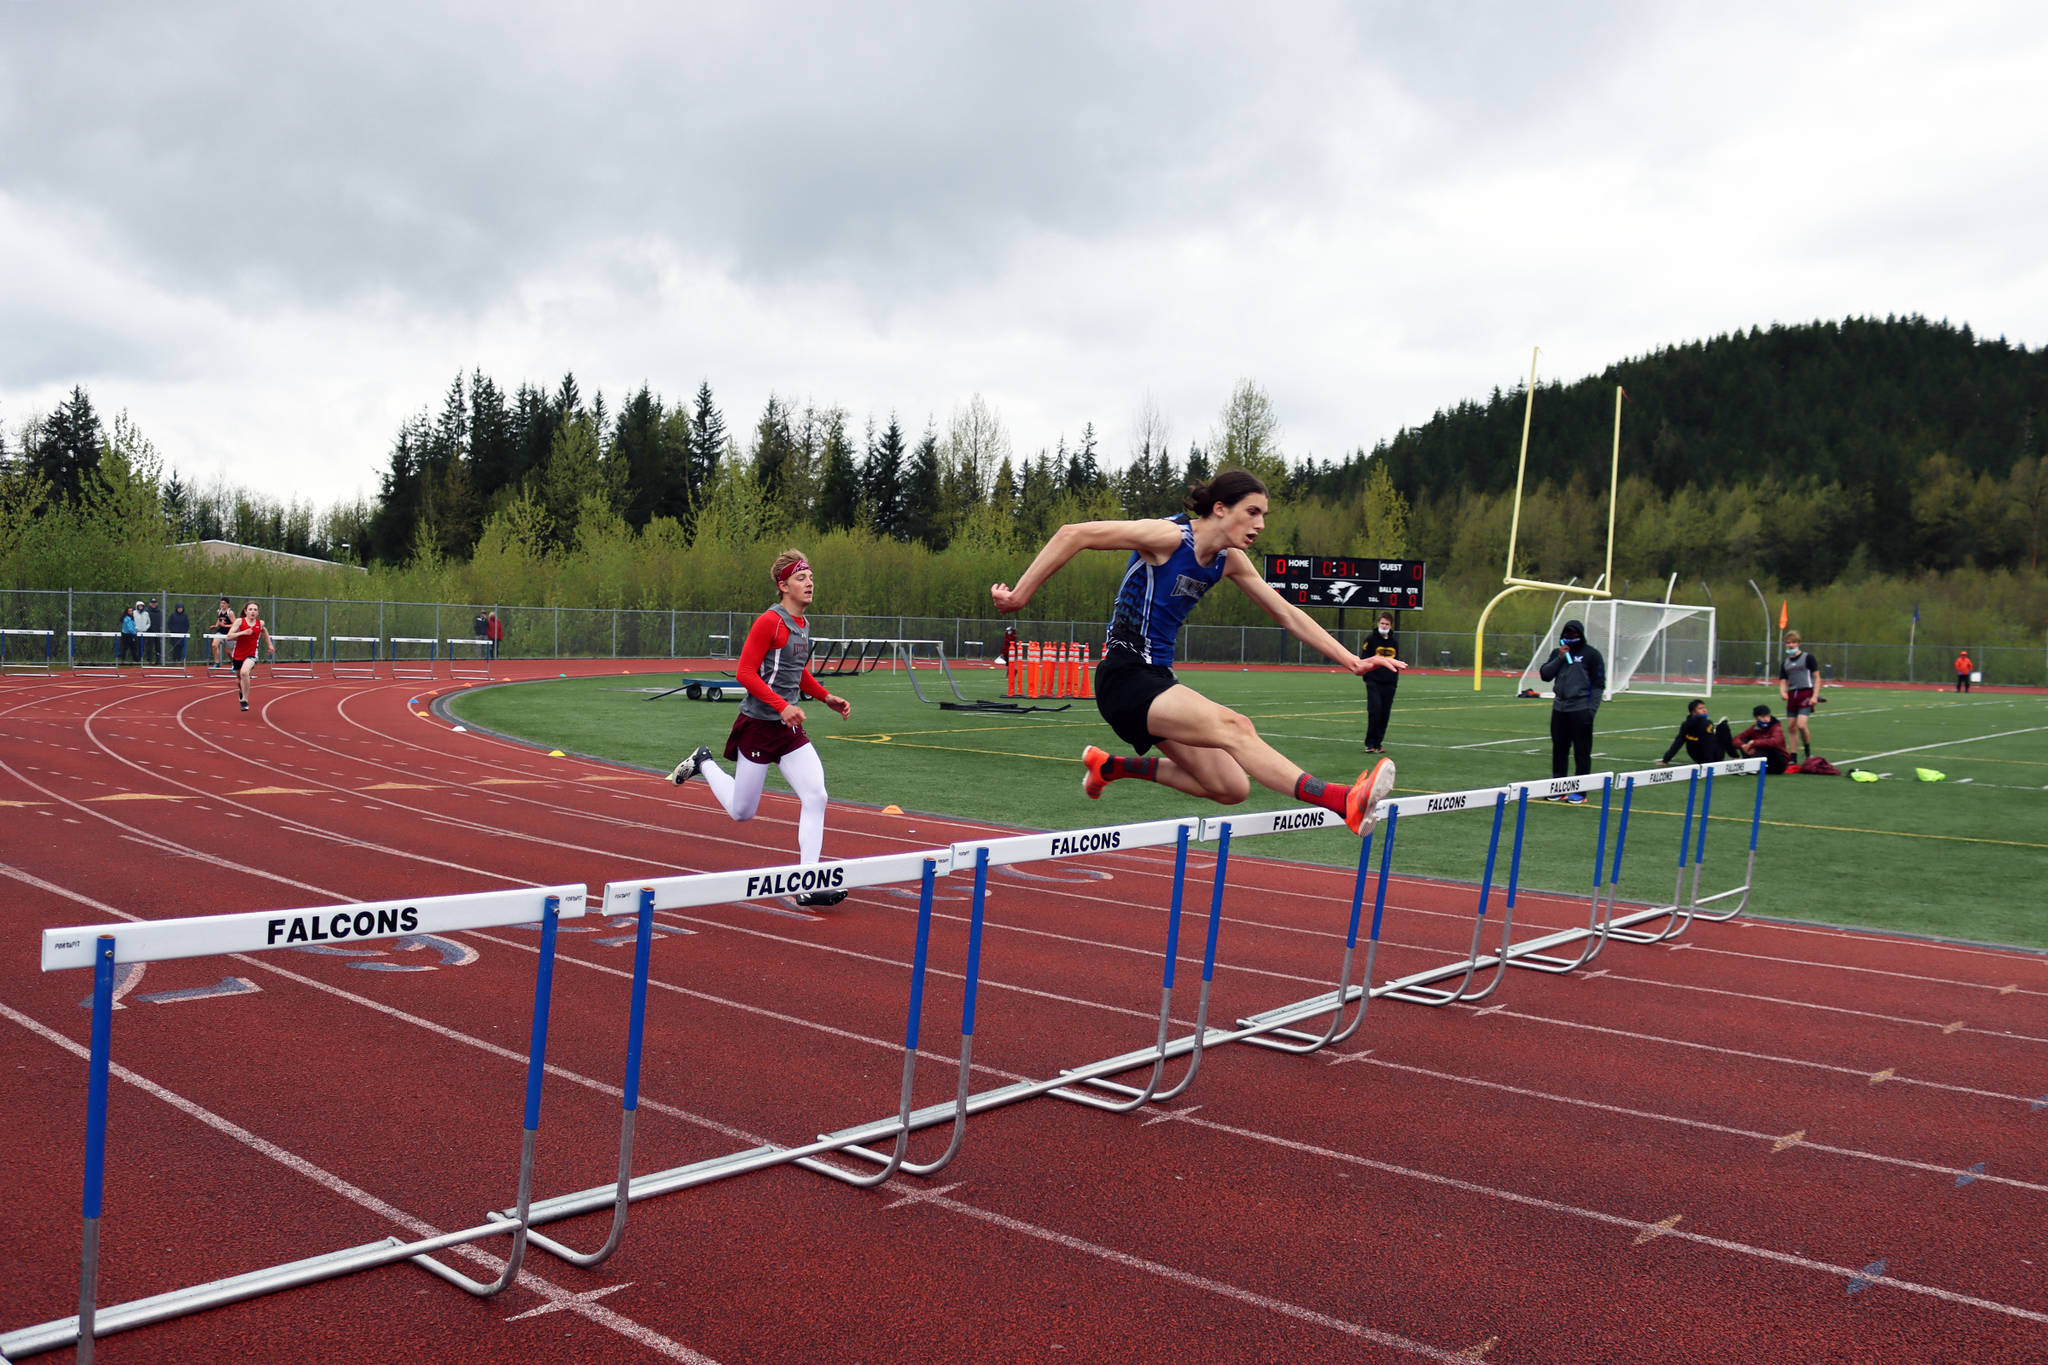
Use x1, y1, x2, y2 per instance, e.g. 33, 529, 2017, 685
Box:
725, 712, 811, 765
1785, 687, 1816, 717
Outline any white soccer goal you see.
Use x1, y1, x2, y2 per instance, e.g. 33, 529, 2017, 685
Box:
1518, 598, 1717, 700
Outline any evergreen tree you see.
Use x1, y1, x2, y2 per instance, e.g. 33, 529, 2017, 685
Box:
903, 425, 945, 548
161, 470, 190, 539
862, 414, 908, 539
612, 384, 670, 527
509, 383, 554, 491
364, 414, 430, 562
33, 386, 104, 503
469, 371, 517, 502
814, 409, 861, 532
541, 413, 605, 550
688, 380, 727, 502
752, 393, 798, 514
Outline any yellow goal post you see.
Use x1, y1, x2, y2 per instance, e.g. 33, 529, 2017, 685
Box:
1472, 349, 1624, 689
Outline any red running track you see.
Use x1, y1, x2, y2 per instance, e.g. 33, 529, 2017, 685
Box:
1, 661, 2044, 1364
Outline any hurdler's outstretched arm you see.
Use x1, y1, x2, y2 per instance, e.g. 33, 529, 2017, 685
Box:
991, 519, 1183, 613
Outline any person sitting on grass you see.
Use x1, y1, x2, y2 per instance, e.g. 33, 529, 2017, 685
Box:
1734, 704, 1794, 774
1659, 698, 1739, 766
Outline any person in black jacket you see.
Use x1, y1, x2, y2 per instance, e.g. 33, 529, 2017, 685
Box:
1659, 698, 1737, 766
1537, 618, 1604, 800
165, 603, 190, 664
1361, 612, 1408, 752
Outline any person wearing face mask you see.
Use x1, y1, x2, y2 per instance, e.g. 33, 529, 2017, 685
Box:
1778, 630, 1822, 763
1537, 618, 1605, 801
1361, 612, 1408, 753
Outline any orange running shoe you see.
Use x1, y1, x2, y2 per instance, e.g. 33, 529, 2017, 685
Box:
1081, 744, 1110, 799
1345, 757, 1397, 834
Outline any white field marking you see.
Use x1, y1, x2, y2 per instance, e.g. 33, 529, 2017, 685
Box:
1478, 1006, 2041, 1106
903, 1184, 1477, 1363
1842, 724, 2048, 765
1666, 943, 2048, 999
1164, 1108, 2048, 1327
1597, 973, 2048, 1045
1343, 1054, 2048, 1194
1730, 914, 2048, 969
0, 1003, 725, 1365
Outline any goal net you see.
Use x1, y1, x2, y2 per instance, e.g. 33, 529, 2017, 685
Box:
1517, 599, 1716, 700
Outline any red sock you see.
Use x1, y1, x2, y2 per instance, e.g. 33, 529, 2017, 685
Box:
1107, 755, 1159, 783
1293, 773, 1349, 816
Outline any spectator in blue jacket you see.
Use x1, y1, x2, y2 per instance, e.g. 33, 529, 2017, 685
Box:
1537, 618, 1605, 800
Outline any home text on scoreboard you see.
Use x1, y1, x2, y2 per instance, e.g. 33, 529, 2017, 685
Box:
1261, 555, 1427, 611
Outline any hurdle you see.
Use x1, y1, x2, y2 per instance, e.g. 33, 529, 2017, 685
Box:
388, 636, 439, 680
501, 848, 981, 1268
136, 633, 189, 677
7, 883, 588, 1361
1600, 759, 1765, 943
329, 635, 382, 679
66, 631, 128, 678
0, 627, 57, 676
266, 635, 318, 680
445, 637, 492, 681
808, 637, 891, 677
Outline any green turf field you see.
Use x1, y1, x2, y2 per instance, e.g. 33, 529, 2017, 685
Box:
448, 666, 2048, 951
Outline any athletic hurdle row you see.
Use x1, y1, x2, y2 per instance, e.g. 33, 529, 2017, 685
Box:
0, 630, 490, 683
7, 758, 1765, 1358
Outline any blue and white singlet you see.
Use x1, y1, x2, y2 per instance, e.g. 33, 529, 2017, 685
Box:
1103, 516, 1227, 668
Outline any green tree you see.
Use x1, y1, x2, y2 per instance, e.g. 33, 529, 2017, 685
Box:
688, 380, 727, 503
1211, 379, 1288, 488
1355, 457, 1410, 557
903, 425, 945, 549
33, 386, 104, 503
863, 414, 908, 539
541, 413, 605, 550
814, 409, 860, 532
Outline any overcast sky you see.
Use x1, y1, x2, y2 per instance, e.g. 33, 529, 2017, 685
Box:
4, 0, 2044, 507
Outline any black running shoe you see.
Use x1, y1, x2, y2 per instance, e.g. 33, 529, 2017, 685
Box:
240, 699, 249, 712
668, 745, 713, 785
792, 890, 847, 908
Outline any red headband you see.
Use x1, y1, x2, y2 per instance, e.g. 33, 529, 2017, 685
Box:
774, 558, 811, 586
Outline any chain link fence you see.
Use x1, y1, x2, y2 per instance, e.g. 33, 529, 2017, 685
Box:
2, 588, 2042, 685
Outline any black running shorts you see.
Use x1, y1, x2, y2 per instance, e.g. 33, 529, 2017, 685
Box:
1094, 649, 1180, 754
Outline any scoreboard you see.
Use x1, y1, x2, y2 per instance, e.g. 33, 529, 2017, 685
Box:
1262, 555, 1427, 611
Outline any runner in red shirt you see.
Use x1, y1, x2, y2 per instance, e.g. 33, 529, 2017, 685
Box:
667, 549, 852, 906
224, 601, 271, 712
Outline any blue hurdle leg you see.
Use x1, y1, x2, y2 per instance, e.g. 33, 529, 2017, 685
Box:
77, 935, 116, 1365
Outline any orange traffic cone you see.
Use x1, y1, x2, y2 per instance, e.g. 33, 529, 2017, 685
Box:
1080, 642, 1094, 698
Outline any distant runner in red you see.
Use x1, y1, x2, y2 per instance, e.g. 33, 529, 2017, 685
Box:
668, 549, 853, 907
223, 601, 271, 713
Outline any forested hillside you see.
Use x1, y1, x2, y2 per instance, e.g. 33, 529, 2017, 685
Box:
1339, 317, 2048, 584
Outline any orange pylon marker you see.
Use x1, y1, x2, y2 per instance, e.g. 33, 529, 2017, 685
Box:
1007, 642, 1023, 697
1025, 641, 1040, 699
1079, 642, 1094, 698
1065, 642, 1079, 698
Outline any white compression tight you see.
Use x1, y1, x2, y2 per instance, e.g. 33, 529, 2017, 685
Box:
699, 743, 829, 864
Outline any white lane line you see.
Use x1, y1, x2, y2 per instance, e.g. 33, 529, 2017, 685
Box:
1480, 1006, 2038, 1106
0, 1002, 722, 1364
1340, 1054, 2048, 1194
1595, 973, 2048, 1045
1167, 1107, 2048, 1326
907, 1186, 1475, 1362
1842, 725, 2048, 765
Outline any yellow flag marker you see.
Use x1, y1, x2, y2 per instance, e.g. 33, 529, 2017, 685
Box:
1633, 1213, 1683, 1245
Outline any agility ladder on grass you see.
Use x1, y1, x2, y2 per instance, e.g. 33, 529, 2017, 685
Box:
4, 758, 1765, 1360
